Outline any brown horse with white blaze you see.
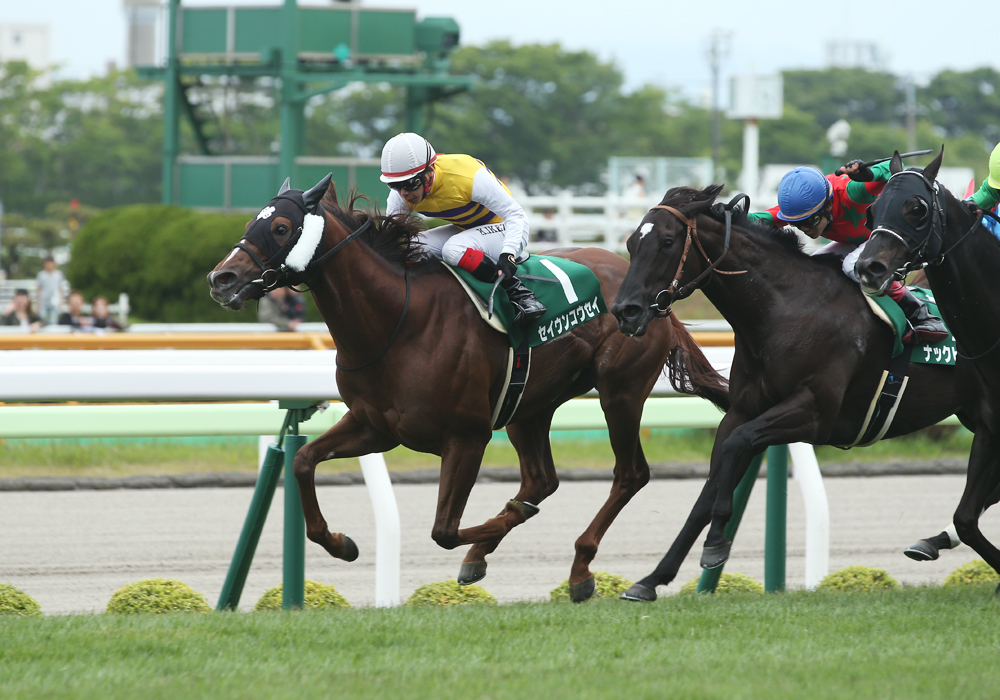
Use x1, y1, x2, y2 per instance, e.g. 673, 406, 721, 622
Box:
207, 174, 730, 602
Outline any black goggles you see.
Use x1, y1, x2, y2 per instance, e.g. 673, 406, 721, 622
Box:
389, 175, 425, 192
798, 208, 830, 229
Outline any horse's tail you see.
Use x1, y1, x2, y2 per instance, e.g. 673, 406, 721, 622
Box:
664, 314, 730, 412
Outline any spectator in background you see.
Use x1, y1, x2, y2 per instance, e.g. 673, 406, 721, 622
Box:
90, 295, 123, 331
258, 286, 305, 332
2, 288, 43, 331
36, 255, 65, 326
58, 290, 90, 330
624, 173, 647, 199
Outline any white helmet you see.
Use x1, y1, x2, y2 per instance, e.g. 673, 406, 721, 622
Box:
380, 132, 437, 183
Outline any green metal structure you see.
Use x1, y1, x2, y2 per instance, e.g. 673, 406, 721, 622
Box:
144, 0, 473, 211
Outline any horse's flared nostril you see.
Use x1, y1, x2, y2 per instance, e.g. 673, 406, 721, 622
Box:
856, 259, 888, 284
208, 269, 238, 292
619, 304, 642, 322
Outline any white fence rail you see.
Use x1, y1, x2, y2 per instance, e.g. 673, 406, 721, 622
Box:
0, 347, 830, 593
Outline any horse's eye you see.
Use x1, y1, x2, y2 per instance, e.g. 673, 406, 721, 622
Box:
274, 224, 289, 236
660, 236, 674, 252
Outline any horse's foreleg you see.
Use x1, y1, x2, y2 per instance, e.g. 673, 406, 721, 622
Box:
953, 426, 1000, 589
459, 410, 559, 585
566, 394, 649, 602
292, 410, 399, 561
703, 390, 830, 566
621, 412, 742, 602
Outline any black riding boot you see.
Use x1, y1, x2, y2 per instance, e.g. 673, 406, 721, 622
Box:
896, 288, 949, 345
501, 275, 547, 327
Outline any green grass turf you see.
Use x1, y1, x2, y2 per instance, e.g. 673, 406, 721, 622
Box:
0, 425, 972, 480
2, 587, 999, 699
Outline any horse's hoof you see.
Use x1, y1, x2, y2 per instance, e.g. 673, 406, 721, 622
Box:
341, 535, 359, 562
569, 576, 597, 603
701, 542, 731, 569
457, 561, 487, 585
903, 539, 940, 562
508, 499, 540, 519
619, 583, 657, 602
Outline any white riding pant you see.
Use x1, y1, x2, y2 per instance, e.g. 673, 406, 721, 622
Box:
813, 239, 867, 283
416, 222, 527, 266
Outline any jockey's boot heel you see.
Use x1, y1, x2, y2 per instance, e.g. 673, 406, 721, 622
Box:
501, 276, 546, 328
896, 288, 948, 344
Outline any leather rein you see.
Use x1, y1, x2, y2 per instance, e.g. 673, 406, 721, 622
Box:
648, 195, 748, 315
242, 214, 411, 373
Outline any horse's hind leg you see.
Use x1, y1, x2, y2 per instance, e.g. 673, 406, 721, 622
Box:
458, 408, 559, 584
292, 410, 399, 562
567, 388, 651, 603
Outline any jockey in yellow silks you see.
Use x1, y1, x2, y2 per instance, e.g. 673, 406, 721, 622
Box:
381, 132, 546, 328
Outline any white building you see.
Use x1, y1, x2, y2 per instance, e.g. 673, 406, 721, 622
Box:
0, 23, 50, 71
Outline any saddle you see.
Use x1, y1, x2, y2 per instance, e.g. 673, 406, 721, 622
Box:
841, 287, 956, 448
443, 255, 608, 429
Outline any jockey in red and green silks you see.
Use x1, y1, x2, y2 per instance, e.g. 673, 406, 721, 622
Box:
747, 160, 949, 344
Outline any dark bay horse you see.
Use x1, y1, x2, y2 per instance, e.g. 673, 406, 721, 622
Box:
610, 184, 968, 601
207, 175, 729, 602
855, 149, 1000, 586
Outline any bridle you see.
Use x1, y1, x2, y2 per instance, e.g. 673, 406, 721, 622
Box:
647, 194, 749, 315
867, 169, 1000, 362
867, 169, 1000, 280
238, 212, 411, 373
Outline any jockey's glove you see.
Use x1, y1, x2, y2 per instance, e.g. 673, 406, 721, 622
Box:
841, 159, 874, 182
964, 199, 983, 219
498, 253, 518, 280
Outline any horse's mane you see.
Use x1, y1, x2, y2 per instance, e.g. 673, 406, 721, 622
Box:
319, 184, 433, 269
659, 185, 850, 271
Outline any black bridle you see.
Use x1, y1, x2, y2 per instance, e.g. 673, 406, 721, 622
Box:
868, 169, 1000, 361
867, 169, 1000, 280
237, 213, 411, 373
647, 194, 749, 315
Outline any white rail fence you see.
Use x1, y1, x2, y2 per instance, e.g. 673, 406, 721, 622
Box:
0, 348, 831, 596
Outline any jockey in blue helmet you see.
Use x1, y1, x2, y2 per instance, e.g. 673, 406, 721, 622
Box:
748, 162, 948, 345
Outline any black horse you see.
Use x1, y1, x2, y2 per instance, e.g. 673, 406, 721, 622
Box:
610, 184, 969, 601
855, 149, 1000, 583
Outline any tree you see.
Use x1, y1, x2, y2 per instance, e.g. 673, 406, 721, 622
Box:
919, 67, 1000, 144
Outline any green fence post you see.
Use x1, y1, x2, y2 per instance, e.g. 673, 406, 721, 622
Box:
282, 432, 307, 609
764, 445, 788, 593
697, 452, 765, 593
216, 443, 285, 611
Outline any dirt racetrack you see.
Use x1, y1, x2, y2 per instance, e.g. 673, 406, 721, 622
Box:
2, 475, 998, 614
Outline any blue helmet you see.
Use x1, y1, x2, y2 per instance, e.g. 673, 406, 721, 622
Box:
776, 167, 833, 222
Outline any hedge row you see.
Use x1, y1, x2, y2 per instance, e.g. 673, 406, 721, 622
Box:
65, 205, 321, 324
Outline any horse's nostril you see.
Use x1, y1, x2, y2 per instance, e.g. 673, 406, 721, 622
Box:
209, 270, 238, 291
621, 305, 641, 321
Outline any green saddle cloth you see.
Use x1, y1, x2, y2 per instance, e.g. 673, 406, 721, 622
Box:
869, 287, 956, 365
448, 254, 608, 349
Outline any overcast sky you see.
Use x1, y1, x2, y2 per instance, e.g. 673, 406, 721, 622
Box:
5, 0, 995, 102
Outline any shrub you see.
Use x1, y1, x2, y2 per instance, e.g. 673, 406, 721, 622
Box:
406, 580, 497, 607
0, 582, 42, 617
550, 571, 634, 601
66, 204, 267, 323
816, 566, 900, 592
254, 580, 352, 611
943, 559, 1000, 587
679, 572, 764, 595
106, 578, 211, 614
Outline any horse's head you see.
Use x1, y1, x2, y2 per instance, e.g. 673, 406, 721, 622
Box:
611, 184, 725, 337
855, 147, 945, 296
208, 173, 332, 310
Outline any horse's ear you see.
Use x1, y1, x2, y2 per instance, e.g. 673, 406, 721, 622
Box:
686, 183, 725, 214
277, 177, 291, 195
321, 180, 339, 208
303, 173, 333, 213
922, 145, 944, 183
890, 151, 903, 175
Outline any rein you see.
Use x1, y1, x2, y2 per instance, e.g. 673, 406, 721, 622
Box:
242, 213, 412, 371
648, 195, 748, 315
